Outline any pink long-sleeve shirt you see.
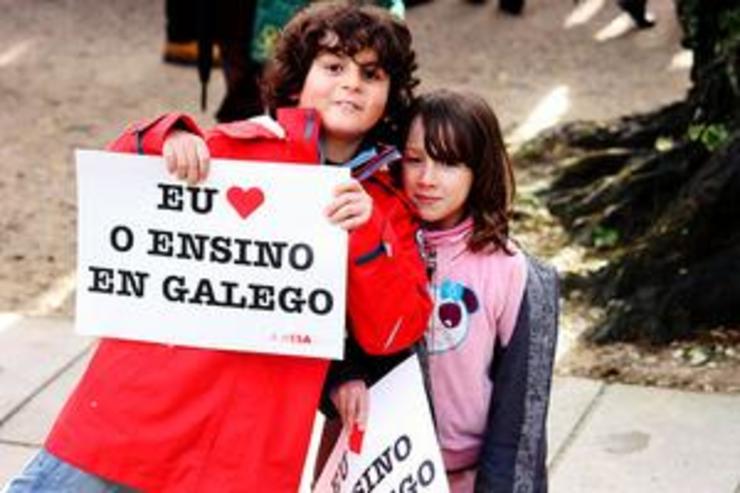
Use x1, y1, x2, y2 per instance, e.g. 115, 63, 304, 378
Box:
423, 218, 527, 473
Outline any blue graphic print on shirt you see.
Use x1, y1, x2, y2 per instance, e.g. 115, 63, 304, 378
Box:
426, 279, 479, 354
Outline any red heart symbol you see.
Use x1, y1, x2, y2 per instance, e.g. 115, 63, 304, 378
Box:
348, 423, 364, 454
226, 186, 265, 219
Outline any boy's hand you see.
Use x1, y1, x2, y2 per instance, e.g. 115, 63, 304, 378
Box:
330, 379, 369, 431
326, 180, 372, 231
163, 129, 210, 185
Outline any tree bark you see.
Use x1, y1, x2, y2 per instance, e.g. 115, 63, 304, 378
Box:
528, 1, 740, 343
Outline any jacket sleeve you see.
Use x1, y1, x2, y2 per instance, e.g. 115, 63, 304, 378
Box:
475, 257, 559, 493
344, 177, 433, 355
320, 336, 411, 417
106, 113, 204, 153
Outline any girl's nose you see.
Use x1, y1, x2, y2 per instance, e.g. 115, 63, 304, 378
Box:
418, 162, 437, 185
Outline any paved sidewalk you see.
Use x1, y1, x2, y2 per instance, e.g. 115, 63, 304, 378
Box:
1, 317, 739, 492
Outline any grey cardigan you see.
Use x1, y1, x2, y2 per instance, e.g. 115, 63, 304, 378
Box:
473, 255, 559, 492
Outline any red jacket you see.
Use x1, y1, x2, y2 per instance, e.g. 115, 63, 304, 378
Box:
46, 109, 431, 492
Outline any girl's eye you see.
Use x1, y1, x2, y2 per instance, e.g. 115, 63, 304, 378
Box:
403, 156, 422, 166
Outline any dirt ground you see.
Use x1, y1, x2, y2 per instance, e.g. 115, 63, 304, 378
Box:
3, 0, 734, 391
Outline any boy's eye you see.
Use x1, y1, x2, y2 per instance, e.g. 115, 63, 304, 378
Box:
403, 156, 423, 166
324, 63, 343, 74
362, 66, 386, 81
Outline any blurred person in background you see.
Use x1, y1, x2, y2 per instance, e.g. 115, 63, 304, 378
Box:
467, 0, 655, 24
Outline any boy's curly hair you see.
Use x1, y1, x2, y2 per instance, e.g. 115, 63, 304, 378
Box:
262, 2, 419, 148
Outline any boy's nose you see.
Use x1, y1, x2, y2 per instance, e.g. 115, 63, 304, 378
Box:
340, 65, 362, 90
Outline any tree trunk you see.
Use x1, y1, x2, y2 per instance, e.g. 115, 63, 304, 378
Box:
526, 1, 740, 343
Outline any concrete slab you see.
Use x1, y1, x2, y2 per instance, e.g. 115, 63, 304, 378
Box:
0, 317, 91, 424
547, 376, 604, 464
0, 350, 92, 445
550, 383, 740, 493
0, 443, 38, 487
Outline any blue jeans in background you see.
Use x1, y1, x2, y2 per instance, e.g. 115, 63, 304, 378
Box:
2, 449, 137, 493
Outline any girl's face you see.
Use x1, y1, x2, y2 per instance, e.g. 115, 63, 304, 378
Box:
299, 48, 390, 158
402, 118, 473, 230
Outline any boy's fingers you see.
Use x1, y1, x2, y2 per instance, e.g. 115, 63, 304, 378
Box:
177, 162, 190, 182
325, 192, 354, 217
329, 200, 372, 231
326, 192, 366, 219
196, 139, 210, 182
333, 390, 347, 422
348, 396, 358, 428
173, 144, 188, 180
163, 131, 209, 184
331, 380, 367, 429
163, 132, 182, 175
163, 144, 177, 174
340, 394, 353, 427
165, 133, 187, 177
177, 143, 196, 183
184, 141, 200, 185
355, 391, 368, 431
328, 202, 358, 223
333, 179, 363, 196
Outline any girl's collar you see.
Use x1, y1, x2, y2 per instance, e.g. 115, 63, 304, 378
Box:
423, 217, 473, 248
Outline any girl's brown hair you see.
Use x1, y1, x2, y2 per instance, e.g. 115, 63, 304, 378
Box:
404, 89, 516, 253
262, 2, 419, 147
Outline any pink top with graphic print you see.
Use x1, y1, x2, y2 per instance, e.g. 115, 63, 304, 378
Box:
423, 218, 527, 472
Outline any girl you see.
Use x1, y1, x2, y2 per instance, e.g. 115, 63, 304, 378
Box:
5, 4, 431, 492
330, 90, 559, 492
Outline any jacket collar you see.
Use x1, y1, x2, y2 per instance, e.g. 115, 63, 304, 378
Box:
423, 217, 473, 254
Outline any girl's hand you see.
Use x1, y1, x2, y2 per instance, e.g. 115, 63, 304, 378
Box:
330, 379, 369, 431
162, 130, 210, 185
325, 179, 372, 231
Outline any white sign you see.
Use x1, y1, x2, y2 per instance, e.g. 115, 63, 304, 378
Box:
75, 150, 349, 359
314, 355, 449, 493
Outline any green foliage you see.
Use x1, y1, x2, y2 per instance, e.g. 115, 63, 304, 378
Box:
718, 9, 740, 96
718, 9, 740, 45
592, 226, 620, 249
654, 136, 675, 152
687, 123, 730, 151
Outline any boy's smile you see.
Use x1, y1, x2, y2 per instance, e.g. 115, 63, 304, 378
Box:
299, 48, 390, 162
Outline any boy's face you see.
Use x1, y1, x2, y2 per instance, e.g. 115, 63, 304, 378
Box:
299, 48, 390, 147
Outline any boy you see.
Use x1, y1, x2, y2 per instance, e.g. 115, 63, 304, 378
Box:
5, 4, 430, 492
